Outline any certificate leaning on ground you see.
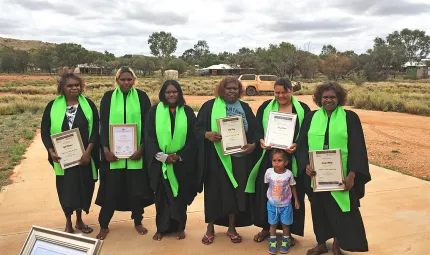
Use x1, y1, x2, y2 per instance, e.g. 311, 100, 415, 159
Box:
309, 149, 345, 192
216, 115, 247, 155
264, 111, 297, 149
110, 124, 137, 158
51, 128, 85, 170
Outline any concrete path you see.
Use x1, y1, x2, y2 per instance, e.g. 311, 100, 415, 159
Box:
0, 133, 429, 255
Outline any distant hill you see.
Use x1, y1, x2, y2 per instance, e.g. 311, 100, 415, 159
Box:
0, 37, 55, 51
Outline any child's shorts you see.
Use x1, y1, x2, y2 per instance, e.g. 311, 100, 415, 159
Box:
267, 201, 293, 225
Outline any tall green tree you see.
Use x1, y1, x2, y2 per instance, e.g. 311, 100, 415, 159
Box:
33, 46, 57, 74
386, 28, 430, 61
55, 43, 88, 67
148, 31, 178, 72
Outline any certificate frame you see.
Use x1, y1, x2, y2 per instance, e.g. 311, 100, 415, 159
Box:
110, 124, 137, 158
309, 149, 345, 192
216, 115, 247, 155
264, 111, 297, 149
50, 128, 85, 170
19, 225, 103, 255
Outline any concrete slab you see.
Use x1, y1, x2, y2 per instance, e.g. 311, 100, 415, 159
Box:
0, 133, 429, 255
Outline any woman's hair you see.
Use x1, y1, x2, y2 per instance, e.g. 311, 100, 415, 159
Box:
313, 82, 347, 107
57, 73, 85, 95
272, 148, 291, 162
274, 77, 293, 91
115, 66, 137, 83
214, 76, 244, 98
158, 79, 186, 107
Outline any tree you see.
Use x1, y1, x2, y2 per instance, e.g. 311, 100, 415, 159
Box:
132, 57, 156, 76
320, 44, 337, 59
181, 49, 196, 65
55, 43, 88, 67
320, 53, 351, 80
263, 42, 298, 79
148, 31, 178, 72
33, 46, 57, 74
0, 46, 16, 73
386, 28, 430, 61
193, 40, 210, 58
167, 58, 188, 74
297, 51, 319, 79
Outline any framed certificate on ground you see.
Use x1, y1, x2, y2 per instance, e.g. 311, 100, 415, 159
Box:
110, 124, 137, 158
216, 115, 247, 155
51, 128, 85, 170
309, 149, 345, 192
20, 225, 103, 255
264, 111, 297, 149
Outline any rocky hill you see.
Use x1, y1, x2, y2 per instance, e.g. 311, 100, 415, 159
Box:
0, 37, 55, 51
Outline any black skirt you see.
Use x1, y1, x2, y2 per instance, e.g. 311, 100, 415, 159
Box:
95, 160, 154, 211
56, 164, 95, 216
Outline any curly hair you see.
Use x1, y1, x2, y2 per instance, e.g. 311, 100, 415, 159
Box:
313, 82, 347, 107
272, 148, 291, 162
57, 73, 86, 95
214, 76, 244, 98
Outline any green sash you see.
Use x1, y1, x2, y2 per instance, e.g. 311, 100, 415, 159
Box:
308, 106, 350, 212
155, 103, 187, 197
211, 97, 238, 188
109, 87, 142, 169
245, 96, 304, 193
50, 95, 97, 180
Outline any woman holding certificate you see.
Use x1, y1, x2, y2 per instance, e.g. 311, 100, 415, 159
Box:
41, 72, 99, 234
95, 66, 154, 240
196, 77, 261, 245
247, 78, 311, 244
145, 80, 197, 241
297, 82, 371, 255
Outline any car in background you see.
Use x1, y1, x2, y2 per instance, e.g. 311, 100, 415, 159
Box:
238, 74, 278, 96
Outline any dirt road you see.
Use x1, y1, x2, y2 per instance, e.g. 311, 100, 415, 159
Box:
185, 95, 430, 179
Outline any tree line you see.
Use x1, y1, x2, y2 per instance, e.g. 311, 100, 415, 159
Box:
0, 28, 429, 82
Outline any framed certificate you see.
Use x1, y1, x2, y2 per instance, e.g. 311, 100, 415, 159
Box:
51, 128, 85, 170
216, 115, 247, 155
264, 111, 297, 149
20, 225, 103, 255
309, 149, 345, 192
110, 124, 137, 158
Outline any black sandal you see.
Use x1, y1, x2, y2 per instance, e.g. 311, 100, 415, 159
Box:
75, 225, 93, 234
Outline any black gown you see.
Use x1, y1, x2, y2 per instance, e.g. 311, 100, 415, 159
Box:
252, 99, 311, 236
145, 104, 198, 233
41, 97, 100, 217
296, 109, 371, 252
95, 89, 154, 227
195, 98, 262, 227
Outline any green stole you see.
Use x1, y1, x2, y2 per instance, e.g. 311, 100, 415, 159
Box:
109, 87, 142, 169
308, 106, 350, 212
50, 95, 97, 180
155, 103, 187, 197
245, 96, 304, 193
211, 97, 238, 188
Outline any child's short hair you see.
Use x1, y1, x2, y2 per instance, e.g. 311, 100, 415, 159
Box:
272, 149, 291, 162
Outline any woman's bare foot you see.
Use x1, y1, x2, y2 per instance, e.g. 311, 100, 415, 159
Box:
96, 228, 109, 240
253, 229, 270, 242
332, 239, 344, 255
135, 224, 148, 235
64, 223, 74, 234
177, 231, 186, 240
307, 244, 328, 255
152, 232, 163, 241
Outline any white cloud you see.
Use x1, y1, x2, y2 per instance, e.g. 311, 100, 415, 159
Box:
0, 0, 429, 57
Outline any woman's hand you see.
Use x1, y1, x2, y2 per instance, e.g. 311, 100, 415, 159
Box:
260, 139, 272, 150
205, 132, 222, 142
80, 151, 91, 165
242, 143, 256, 154
130, 149, 143, 160
342, 172, 355, 191
286, 143, 297, 154
306, 164, 316, 177
49, 151, 61, 163
166, 154, 179, 164
104, 148, 118, 163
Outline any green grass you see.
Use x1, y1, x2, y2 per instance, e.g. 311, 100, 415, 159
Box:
0, 112, 41, 189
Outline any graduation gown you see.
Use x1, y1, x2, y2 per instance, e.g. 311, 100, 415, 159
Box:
297, 109, 371, 252
95, 89, 154, 211
195, 98, 262, 227
145, 104, 197, 233
252, 99, 311, 236
41, 97, 100, 216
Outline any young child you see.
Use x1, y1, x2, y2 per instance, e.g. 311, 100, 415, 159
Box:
265, 149, 300, 254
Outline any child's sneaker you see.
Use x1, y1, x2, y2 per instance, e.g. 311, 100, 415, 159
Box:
268, 237, 277, 254
279, 236, 291, 254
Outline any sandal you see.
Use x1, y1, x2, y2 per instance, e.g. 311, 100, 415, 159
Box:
202, 234, 214, 245
253, 231, 270, 242
306, 245, 328, 255
75, 225, 93, 234
227, 232, 242, 243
